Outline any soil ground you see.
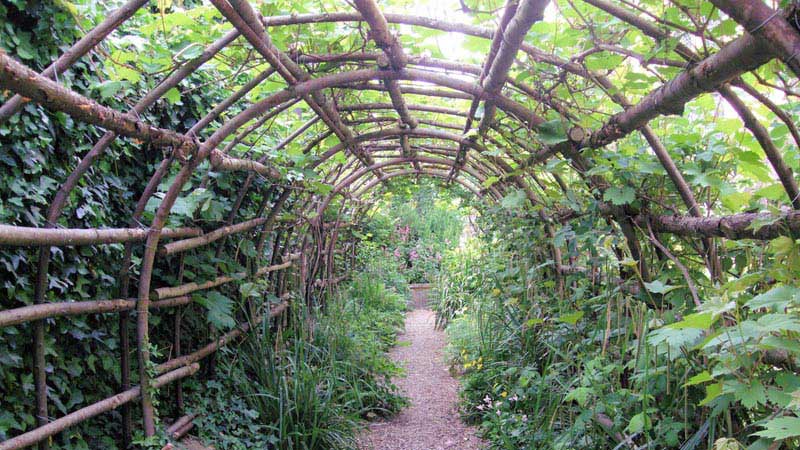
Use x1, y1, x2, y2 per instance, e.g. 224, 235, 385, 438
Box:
358, 287, 484, 450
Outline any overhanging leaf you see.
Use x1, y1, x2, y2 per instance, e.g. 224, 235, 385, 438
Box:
195, 291, 236, 330
644, 280, 678, 295
746, 285, 799, 311
603, 186, 636, 206
753, 416, 800, 440
534, 119, 567, 145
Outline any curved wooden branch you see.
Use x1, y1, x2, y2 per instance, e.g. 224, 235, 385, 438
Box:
160, 217, 268, 256
586, 32, 772, 148
639, 210, 800, 240
0, 296, 191, 328
0, 0, 149, 123
0, 225, 201, 246
0, 50, 197, 160
152, 253, 300, 299
709, 0, 800, 79
209, 150, 282, 179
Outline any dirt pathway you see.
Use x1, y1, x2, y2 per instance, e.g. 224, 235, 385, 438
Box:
358, 289, 484, 450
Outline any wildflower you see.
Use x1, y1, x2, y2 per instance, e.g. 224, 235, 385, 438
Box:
500, 391, 508, 398
521, 415, 528, 422
509, 395, 519, 402
476, 404, 485, 411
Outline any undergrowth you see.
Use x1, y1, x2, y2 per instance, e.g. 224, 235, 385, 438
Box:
188, 275, 408, 450
436, 212, 800, 450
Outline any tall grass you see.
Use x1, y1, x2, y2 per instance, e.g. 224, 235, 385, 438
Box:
192, 276, 408, 449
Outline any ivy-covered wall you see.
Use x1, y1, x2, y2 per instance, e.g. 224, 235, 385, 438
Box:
0, 2, 275, 446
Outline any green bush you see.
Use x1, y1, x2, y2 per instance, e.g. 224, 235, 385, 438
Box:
438, 214, 800, 450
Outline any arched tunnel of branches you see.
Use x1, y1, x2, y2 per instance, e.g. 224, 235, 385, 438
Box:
2, 0, 800, 448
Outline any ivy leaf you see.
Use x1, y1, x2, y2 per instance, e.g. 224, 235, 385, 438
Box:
240, 239, 257, 258
0, 411, 23, 434
753, 416, 800, 440
95, 80, 126, 99
501, 189, 527, 210
603, 186, 635, 206
239, 282, 260, 299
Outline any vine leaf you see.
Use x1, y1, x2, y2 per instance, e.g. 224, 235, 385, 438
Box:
195, 291, 236, 330
643, 280, 678, 295
501, 189, 527, 210
753, 416, 800, 440
603, 186, 635, 206
725, 379, 766, 409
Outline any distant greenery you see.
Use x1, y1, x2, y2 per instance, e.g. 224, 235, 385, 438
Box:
360, 183, 464, 284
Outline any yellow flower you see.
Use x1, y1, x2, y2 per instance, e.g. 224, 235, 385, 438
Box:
501, 391, 508, 398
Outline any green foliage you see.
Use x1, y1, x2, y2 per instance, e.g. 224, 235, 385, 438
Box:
0, 2, 304, 446
195, 275, 408, 449
362, 182, 464, 284
434, 212, 800, 450
4, 0, 800, 448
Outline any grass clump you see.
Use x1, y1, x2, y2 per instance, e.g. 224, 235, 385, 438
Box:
190, 275, 407, 449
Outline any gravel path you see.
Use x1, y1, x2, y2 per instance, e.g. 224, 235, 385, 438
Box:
358, 295, 484, 450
